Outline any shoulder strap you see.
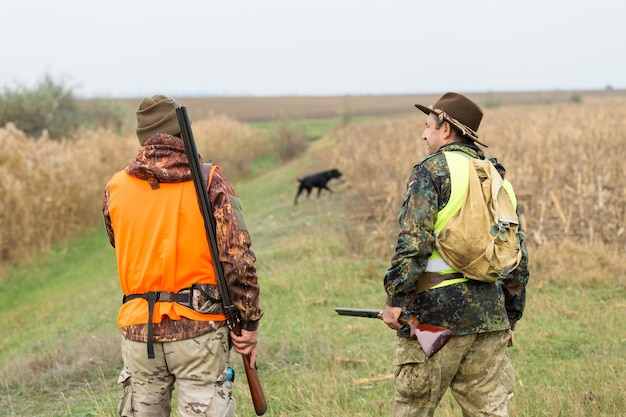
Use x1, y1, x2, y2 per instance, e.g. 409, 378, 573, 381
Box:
201, 163, 213, 186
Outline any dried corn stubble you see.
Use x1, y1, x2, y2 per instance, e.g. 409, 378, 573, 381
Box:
331, 99, 626, 258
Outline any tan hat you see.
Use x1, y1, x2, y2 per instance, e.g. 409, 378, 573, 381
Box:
136, 94, 186, 145
415, 92, 487, 147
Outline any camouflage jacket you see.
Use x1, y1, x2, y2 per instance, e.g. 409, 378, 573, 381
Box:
102, 133, 262, 342
384, 142, 529, 336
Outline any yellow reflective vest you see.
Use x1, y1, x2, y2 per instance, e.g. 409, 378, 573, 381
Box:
426, 151, 518, 289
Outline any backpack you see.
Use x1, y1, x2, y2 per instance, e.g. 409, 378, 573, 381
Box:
435, 152, 523, 283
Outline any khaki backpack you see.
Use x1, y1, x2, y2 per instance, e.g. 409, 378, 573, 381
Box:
435, 152, 523, 283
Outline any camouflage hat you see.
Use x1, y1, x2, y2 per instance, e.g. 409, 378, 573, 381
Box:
136, 94, 186, 145
415, 92, 487, 147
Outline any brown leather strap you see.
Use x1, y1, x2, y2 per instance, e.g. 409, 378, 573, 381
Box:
417, 272, 464, 293
201, 163, 213, 183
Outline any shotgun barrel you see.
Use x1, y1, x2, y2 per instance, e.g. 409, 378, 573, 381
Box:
335, 307, 453, 358
177, 105, 267, 415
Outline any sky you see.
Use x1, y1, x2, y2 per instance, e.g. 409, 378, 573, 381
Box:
1, 0, 624, 98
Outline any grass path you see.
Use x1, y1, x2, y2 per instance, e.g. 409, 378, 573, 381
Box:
1, 144, 625, 416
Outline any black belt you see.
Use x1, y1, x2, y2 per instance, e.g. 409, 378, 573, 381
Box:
122, 291, 191, 359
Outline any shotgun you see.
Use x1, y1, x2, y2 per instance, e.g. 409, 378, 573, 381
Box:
335, 307, 452, 358
176, 106, 267, 416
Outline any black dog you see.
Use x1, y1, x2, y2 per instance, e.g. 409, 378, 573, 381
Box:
294, 168, 343, 205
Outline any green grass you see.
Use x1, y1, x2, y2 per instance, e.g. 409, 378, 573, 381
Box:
510, 283, 625, 416
1, 146, 625, 416
250, 115, 388, 141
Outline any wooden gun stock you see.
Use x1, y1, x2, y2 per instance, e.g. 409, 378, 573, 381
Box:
335, 307, 452, 358
232, 321, 267, 416
397, 310, 452, 358
242, 353, 267, 415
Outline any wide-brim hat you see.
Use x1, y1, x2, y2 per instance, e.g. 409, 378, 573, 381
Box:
415, 92, 487, 147
136, 94, 186, 145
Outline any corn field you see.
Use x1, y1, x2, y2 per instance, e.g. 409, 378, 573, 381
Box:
330, 98, 626, 258
1, 97, 625, 270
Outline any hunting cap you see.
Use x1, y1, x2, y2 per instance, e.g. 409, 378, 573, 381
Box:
136, 94, 186, 145
415, 92, 487, 147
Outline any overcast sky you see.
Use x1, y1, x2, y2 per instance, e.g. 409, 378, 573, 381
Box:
1, 0, 624, 98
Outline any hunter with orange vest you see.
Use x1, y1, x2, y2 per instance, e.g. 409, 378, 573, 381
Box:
102, 95, 262, 417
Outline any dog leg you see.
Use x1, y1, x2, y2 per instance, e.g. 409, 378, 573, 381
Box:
294, 185, 304, 205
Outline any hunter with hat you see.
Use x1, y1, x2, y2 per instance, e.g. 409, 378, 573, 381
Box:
381, 92, 529, 416
102, 94, 263, 417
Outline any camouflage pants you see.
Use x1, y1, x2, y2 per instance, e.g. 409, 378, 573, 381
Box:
117, 326, 235, 417
393, 330, 515, 417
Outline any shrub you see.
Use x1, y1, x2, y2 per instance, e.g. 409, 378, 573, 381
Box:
0, 75, 128, 139
269, 118, 309, 163
192, 113, 269, 180
0, 75, 84, 139
568, 91, 583, 103
81, 98, 129, 134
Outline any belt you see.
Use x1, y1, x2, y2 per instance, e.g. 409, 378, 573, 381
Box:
122, 291, 191, 359
123, 291, 190, 304
417, 272, 465, 293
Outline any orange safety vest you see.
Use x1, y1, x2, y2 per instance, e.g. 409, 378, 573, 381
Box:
107, 167, 227, 328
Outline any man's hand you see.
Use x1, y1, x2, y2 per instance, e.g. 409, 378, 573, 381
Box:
231, 329, 258, 367
381, 305, 402, 331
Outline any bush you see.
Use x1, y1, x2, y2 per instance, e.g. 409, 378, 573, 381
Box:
190, 114, 269, 181
568, 91, 583, 103
0, 75, 128, 139
82, 98, 129, 134
270, 119, 309, 163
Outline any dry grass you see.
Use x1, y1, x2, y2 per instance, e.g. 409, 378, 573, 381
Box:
329, 97, 626, 258
327, 117, 423, 256
3, 93, 626, 270
0, 124, 137, 264
0, 115, 267, 268
191, 113, 268, 179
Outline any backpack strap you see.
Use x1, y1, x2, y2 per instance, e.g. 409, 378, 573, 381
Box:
201, 162, 213, 185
